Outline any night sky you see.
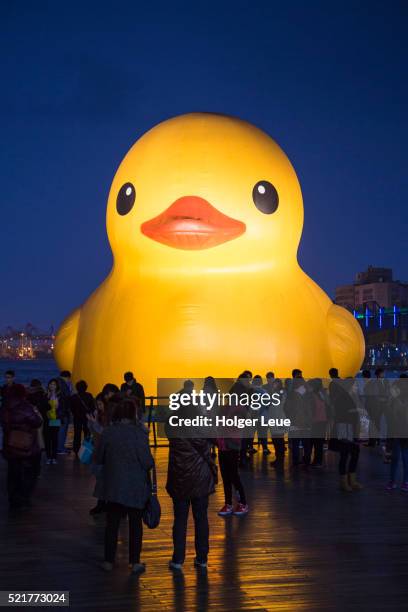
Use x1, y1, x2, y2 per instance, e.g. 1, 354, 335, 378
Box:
1, 0, 407, 330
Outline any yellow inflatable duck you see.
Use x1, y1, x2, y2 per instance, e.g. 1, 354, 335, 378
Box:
55, 113, 364, 393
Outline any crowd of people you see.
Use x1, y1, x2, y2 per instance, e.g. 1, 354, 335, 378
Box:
1, 365, 407, 575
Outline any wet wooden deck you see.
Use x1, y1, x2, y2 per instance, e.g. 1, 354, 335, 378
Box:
1, 444, 407, 611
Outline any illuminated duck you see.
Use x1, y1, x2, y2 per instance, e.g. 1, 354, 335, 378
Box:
55, 113, 364, 393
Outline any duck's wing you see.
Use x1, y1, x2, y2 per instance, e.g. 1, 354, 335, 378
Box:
54, 307, 81, 373
327, 304, 365, 376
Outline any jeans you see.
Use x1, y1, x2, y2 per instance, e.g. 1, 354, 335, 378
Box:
104, 502, 143, 564
390, 440, 408, 482
329, 439, 360, 475
172, 496, 209, 565
57, 419, 69, 452
218, 449, 247, 505
44, 426, 59, 460
73, 419, 90, 454
7, 455, 40, 508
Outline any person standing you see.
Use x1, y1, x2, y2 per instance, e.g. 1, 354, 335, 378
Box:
387, 375, 408, 491
364, 367, 390, 451
70, 380, 94, 455
43, 379, 62, 465
202, 376, 219, 458
1, 370, 18, 409
96, 399, 154, 574
216, 373, 249, 516
228, 371, 253, 464
166, 404, 217, 570
27, 379, 49, 455
88, 393, 108, 516
263, 377, 286, 468
99, 383, 119, 425
1, 384, 42, 510
285, 375, 312, 467
56, 371, 74, 454
329, 373, 362, 491
252, 375, 271, 455
309, 378, 329, 468
120, 372, 145, 414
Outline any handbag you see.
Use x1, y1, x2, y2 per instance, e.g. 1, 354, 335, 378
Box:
3, 407, 34, 458
48, 418, 61, 427
78, 437, 94, 464
142, 462, 161, 529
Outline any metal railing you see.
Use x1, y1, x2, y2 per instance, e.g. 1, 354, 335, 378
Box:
145, 396, 170, 448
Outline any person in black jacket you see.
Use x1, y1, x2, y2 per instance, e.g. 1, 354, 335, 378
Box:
27, 379, 49, 457
285, 375, 313, 467
70, 380, 94, 455
96, 398, 154, 575
1, 370, 18, 409
165, 403, 217, 571
120, 372, 145, 414
56, 370, 74, 454
27, 379, 48, 415
328, 371, 362, 491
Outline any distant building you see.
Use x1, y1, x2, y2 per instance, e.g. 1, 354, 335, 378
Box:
335, 265, 408, 310
335, 267, 408, 367
0, 325, 55, 360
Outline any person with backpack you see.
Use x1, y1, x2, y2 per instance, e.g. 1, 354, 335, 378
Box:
165, 401, 217, 571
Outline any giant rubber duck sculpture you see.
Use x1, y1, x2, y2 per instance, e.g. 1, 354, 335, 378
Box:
55, 113, 365, 393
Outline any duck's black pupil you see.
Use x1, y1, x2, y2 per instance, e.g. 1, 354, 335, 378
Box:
116, 182, 136, 215
252, 181, 279, 214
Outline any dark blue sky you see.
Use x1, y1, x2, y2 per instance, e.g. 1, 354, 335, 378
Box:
1, 0, 407, 329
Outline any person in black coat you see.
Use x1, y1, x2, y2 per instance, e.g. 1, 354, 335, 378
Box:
165, 404, 217, 570
1, 370, 18, 410
96, 398, 154, 574
328, 371, 362, 491
120, 372, 145, 414
70, 380, 94, 455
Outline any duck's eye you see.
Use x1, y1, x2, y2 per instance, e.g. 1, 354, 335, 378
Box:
116, 182, 136, 215
252, 181, 279, 214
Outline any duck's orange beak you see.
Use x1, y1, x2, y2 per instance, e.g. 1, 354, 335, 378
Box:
141, 196, 246, 250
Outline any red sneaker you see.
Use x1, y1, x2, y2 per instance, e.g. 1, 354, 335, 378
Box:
218, 504, 233, 516
233, 503, 249, 516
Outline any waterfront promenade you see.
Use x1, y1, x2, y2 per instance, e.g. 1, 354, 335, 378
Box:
1, 445, 407, 611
